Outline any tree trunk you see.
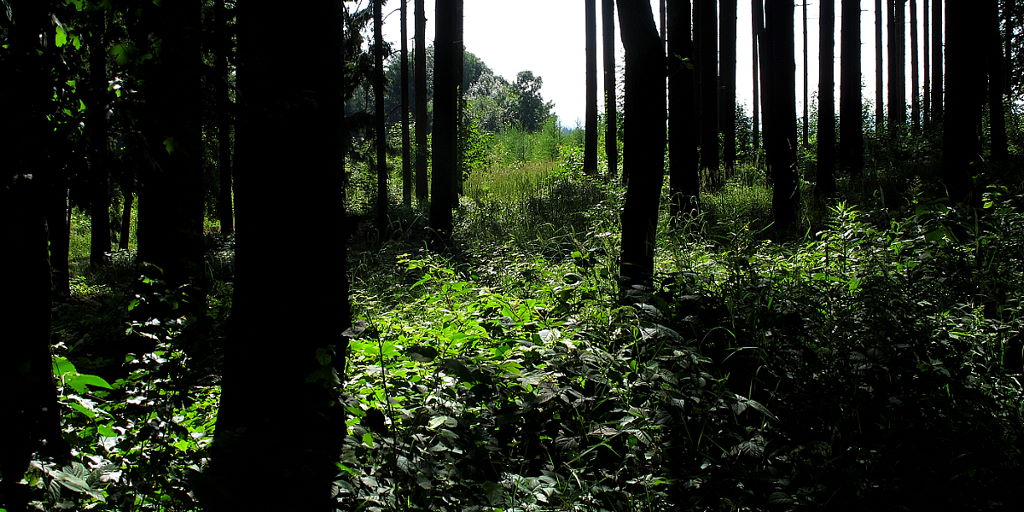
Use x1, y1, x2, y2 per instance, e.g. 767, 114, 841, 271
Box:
429, 0, 460, 244
888, 0, 907, 130
720, 0, 737, 174
669, 0, 699, 220
415, 0, 428, 204
817, 0, 836, 199
989, 0, 1008, 162
616, 0, 665, 289
840, 0, 865, 175
941, 0, 987, 203
88, 7, 110, 270
910, 0, 920, 132
931, 0, 943, 121
924, 0, 931, 122
119, 184, 133, 250
374, 0, 388, 229
802, 0, 809, 147
696, 0, 719, 187
764, 0, 800, 230
214, 0, 234, 234
48, 177, 72, 297
206, 1, 347, 509
401, 0, 412, 206
584, 0, 599, 175
137, 0, 204, 288
602, 0, 619, 180
752, 0, 763, 155
875, 0, 885, 130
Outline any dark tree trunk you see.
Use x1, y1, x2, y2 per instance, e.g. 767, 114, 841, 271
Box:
876, 0, 885, 130
989, 0, 1008, 162
616, 0, 665, 289
910, 0, 920, 132
1005, 0, 1015, 94
1, 1, 70, 507
840, 0, 865, 175
205, 1, 347, 510
415, 0, 428, 204
931, 0, 943, 121
720, 0, 737, 174
696, 0, 719, 186
752, 0, 763, 154
817, 0, 836, 199
88, 7, 110, 270
924, 0, 931, 122
119, 184, 133, 250
373, 0, 388, 228
942, 0, 987, 203
764, 0, 800, 230
660, 0, 667, 45
453, 0, 464, 199
888, 0, 907, 129
401, 0, 412, 206
48, 178, 72, 297
802, 0, 809, 147
137, 0, 204, 288
602, 0, 619, 180
669, 0, 699, 220
429, 0, 461, 243
214, 0, 234, 234
584, 0, 599, 175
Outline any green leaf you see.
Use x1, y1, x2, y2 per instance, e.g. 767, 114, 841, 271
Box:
55, 25, 67, 47
97, 424, 118, 438
163, 137, 176, 154
406, 345, 438, 362
428, 415, 457, 429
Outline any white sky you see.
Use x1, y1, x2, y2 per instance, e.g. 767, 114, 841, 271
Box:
383, 1, 937, 128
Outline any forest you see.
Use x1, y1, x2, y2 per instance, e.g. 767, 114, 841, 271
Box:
2, 0, 1024, 510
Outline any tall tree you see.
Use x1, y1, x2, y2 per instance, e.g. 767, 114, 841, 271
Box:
205, 1, 347, 509
616, 0, 666, 289
802, 0, 809, 147
1, 1, 69, 507
924, 0, 931, 122
752, 0, 763, 153
415, 0, 428, 204
840, 0, 865, 175
401, 0, 412, 205
941, 0, 987, 203
931, 0, 943, 121
602, 0, 619, 179
910, 0, 920, 132
373, 0, 389, 228
584, 0, 599, 175
136, 0, 204, 287
817, 0, 837, 199
888, 0, 907, 129
429, 0, 462, 243
875, 0, 885, 130
988, 0, 1008, 162
696, 0, 719, 186
669, 0, 699, 219
214, 0, 234, 234
87, 6, 110, 270
764, 0, 800, 229
720, 0, 737, 174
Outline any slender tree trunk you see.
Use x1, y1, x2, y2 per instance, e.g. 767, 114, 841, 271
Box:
697, 0, 719, 186
415, 0, 428, 204
764, 0, 800, 230
752, 0, 762, 155
720, 0, 737, 174
429, 0, 460, 244
373, 0, 388, 229
453, 0, 464, 199
924, 0, 931, 123
802, 0, 809, 147
888, 0, 907, 130
931, 0, 943, 121
876, 0, 885, 130
401, 0, 412, 206
214, 0, 234, 234
840, 0, 865, 175
669, 0, 699, 220
942, 0, 987, 203
602, 0, 619, 180
989, 0, 1008, 162
119, 184, 133, 250
616, 0, 666, 289
660, 0, 667, 45
584, 0, 599, 175
88, 7, 110, 270
206, 1, 347, 509
817, 0, 836, 199
1005, 0, 1014, 94
910, 0, 920, 132
48, 177, 72, 297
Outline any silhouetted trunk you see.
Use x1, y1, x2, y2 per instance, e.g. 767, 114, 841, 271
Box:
669, 0, 699, 220
48, 178, 71, 297
453, 0, 464, 199
137, 0, 204, 287
817, 0, 836, 199
214, 0, 234, 234
696, 0, 719, 186
584, 0, 599, 175
603, 0, 619, 179
88, 7, 110, 270
1005, 0, 1014, 94
875, 0, 885, 130
802, 0, 809, 147
415, 0, 428, 204
373, 0, 388, 228
924, 0, 931, 122
660, 0, 667, 45
764, 0, 800, 230
617, 0, 665, 289
840, 0, 865, 175
752, 0, 763, 154
1, 1, 70, 507
119, 183, 133, 250
931, 0, 943, 121
942, 0, 987, 203
888, 0, 907, 129
429, 0, 461, 243
401, 0, 412, 206
206, 1, 347, 510
720, 0, 737, 174
910, 0, 920, 132
989, 0, 1008, 162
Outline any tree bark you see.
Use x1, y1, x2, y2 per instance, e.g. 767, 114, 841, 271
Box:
989, 0, 1008, 162
752, 0, 763, 154
817, 0, 836, 199
696, 0, 719, 187
840, 0, 865, 175
669, 0, 699, 220
802, 0, 809, 147
941, 0, 987, 203
602, 0, 619, 180
875, 0, 885, 130
924, 0, 931, 122
616, 0, 665, 289
374, 0, 389, 229
88, 6, 110, 270
720, 0, 737, 174
401, 0, 412, 206
910, 0, 920, 132
584, 0, 599, 175
206, 1, 348, 509
429, 0, 461, 244
214, 0, 234, 234
415, 0, 429, 204
931, 0, 943, 121
888, 0, 907, 130
764, 0, 800, 230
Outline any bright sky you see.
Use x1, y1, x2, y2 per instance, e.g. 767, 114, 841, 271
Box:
383, 1, 937, 128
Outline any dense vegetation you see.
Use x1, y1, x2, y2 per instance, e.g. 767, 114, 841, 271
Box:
3, 0, 1024, 511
